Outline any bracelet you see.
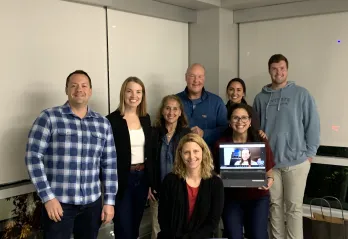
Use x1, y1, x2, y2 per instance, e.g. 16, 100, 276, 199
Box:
267, 176, 274, 181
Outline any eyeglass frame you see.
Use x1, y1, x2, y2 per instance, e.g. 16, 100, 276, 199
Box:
230, 116, 250, 123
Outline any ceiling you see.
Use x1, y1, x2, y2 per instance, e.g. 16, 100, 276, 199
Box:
153, 0, 315, 10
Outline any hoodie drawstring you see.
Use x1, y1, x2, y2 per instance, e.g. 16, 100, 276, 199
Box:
263, 82, 294, 119
277, 88, 283, 111
265, 92, 273, 120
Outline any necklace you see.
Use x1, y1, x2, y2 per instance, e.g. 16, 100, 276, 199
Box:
166, 129, 175, 138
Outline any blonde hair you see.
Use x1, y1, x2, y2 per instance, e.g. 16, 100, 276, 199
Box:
154, 95, 189, 128
118, 77, 147, 116
173, 133, 214, 179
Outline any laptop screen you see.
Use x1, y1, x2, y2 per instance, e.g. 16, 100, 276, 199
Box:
219, 143, 266, 170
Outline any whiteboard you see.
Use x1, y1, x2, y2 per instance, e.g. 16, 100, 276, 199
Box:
239, 12, 348, 147
107, 9, 188, 118
0, 0, 108, 185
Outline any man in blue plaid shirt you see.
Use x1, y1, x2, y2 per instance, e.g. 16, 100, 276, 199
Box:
25, 70, 117, 239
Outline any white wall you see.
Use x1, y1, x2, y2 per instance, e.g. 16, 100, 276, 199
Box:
189, 8, 220, 94
189, 8, 238, 100
107, 9, 189, 118
234, 0, 348, 23
239, 12, 348, 147
0, 0, 108, 186
0, 0, 189, 192
0, 0, 189, 222
65, 0, 196, 23
218, 8, 238, 100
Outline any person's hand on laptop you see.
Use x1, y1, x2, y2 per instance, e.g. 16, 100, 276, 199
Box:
259, 176, 274, 190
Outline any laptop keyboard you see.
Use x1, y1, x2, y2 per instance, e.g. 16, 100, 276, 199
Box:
221, 171, 265, 180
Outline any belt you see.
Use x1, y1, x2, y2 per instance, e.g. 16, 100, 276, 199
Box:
130, 163, 145, 171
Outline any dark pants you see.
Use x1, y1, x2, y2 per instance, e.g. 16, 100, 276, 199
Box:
42, 197, 102, 239
222, 195, 270, 239
113, 170, 148, 239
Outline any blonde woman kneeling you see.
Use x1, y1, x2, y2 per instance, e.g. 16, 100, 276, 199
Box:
157, 133, 224, 239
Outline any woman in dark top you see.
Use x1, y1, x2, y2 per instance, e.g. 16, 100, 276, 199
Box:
106, 77, 151, 239
225, 78, 260, 130
158, 133, 224, 239
214, 103, 275, 239
147, 95, 191, 239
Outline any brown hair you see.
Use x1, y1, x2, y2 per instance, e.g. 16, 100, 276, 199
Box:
268, 54, 288, 71
66, 70, 92, 88
154, 95, 189, 128
118, 77, 147, 116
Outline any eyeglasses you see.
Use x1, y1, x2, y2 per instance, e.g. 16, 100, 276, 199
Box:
231, 116, 250, 123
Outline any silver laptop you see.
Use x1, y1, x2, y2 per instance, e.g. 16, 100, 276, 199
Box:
219, 142, 267, 188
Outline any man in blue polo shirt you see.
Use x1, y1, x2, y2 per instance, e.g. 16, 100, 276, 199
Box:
25, 70, 117, 239
177, 63, 228, 147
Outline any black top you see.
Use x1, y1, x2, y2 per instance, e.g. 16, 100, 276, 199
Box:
106, 110, 152, 199
158, 173, 224, 239
148, 122, 191, 194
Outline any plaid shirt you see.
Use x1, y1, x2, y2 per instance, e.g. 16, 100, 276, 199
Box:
25, 102, 117, 205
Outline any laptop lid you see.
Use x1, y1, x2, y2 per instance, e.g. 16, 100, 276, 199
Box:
219, 142, 267, 187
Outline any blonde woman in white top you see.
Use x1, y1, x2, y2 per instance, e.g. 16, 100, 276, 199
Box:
106, 77, 151, 239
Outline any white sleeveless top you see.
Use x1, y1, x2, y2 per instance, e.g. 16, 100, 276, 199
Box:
129, 128, 145, 164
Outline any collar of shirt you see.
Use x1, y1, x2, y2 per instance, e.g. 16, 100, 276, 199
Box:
61, 101, 99, 118
183, 87, 208, 101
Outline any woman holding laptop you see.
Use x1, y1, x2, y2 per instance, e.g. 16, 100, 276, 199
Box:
214, 103, 275, 239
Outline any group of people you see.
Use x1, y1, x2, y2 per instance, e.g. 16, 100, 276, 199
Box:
25, 53, 320, 239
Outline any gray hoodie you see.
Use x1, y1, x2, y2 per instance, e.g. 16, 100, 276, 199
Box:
253, 81, 320, 168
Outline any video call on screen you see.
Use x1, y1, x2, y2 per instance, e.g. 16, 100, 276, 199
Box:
219, 144, 266, 170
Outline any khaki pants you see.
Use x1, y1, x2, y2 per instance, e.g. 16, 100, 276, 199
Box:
149, 199, 160, 239
269, 160, 311, 239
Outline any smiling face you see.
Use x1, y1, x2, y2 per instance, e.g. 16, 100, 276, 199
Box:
124, 81, 143, 109
241, 149, 251, 161
185, 64, 205, 97
162, 99, 182, 125
65, 73, 92, 107
230, 108, 251, 135
181, 141, 202, 171
227, 81, 245, 104
269, 60, 288, 88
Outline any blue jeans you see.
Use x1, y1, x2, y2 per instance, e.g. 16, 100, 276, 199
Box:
113, 170, 148, 239
42, 196, 102, 239
222, 195, 270, 239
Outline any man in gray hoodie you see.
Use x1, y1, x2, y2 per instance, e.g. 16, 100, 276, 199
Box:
253, 54, 320, 239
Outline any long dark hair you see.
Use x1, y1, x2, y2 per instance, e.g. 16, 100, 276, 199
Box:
226, 78, 247, 104
227, 103, 261, 142
240, 148, 252, 166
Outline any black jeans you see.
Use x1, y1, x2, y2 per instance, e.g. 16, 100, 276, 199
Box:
42, 197, 102, 239
113, 170, 148, 239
